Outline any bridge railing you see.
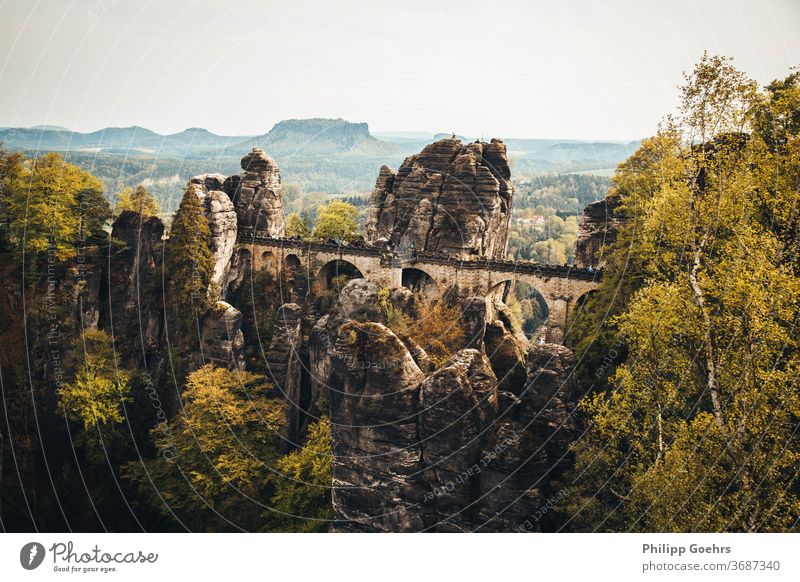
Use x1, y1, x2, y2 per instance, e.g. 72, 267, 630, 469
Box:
408, 251, 602, 281
236, 229, 383, 257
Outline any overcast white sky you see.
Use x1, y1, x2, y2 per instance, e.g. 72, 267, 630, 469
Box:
1, 0, 798, 140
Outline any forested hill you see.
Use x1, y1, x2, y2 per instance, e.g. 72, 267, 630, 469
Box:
0, 119, 639, 213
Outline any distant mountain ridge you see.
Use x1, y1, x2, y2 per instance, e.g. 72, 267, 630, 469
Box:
0, 125, 255, 154
0, 118, 641, 212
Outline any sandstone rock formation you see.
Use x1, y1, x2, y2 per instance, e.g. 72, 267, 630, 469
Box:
105, 210, 165, 365
365, 138, 514, 259
519, 343, 582, 476
186, 174, 238, 296
265, 303, 304, 448
329, 320, 428, 532
318, 279, 582, 532
196, 301, 245, 370
185, 148, 287, 300
227, 147, 285, 237
574, 196, 624, 269
418, 349, 498, 531
460, 296, 488, 350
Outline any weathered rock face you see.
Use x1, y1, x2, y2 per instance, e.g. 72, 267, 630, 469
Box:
318, 280, 582, 532
418, 349, 498, 531
185, 149, 288, 298
327, 278, 386, 330
186, 174, 238, 296
574, 196, 624, 269
484, 320, 528, 394
308, 315, 332, 416
461, 296, 488, 350
196, 301, 245, 370
227, 147, 285, 237
519, 343, 581, 473
365, 138, 514, 259
329, 320, 427, 532
106, 210, 165, 366
265, 303, 304, 448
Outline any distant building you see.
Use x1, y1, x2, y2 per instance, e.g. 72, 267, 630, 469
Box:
517, 215, 546, 226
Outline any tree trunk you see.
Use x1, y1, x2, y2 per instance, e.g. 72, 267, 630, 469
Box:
688, 236, 733, 452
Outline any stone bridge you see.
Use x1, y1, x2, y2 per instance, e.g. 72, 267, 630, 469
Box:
236, 232, 601, 343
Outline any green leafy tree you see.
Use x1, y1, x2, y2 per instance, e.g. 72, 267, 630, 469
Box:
269, 417, 333, 532
285, 211, 311, 239
115, 185, 161, 218
164, 188, 214, 350
0, 147, 25, 252
58, 330, 132, 462
313, 200, 359, 242
567, 56, 800, 532
5, 152, 106, 262
124, 365, 285, 531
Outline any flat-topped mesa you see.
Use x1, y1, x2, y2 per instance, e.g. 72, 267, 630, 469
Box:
225, 147, 285, 237
366, 137, 514, 259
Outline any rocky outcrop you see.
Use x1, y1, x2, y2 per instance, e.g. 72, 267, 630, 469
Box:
484, 320, 527, 395
418, 349, 498, 531
461, 297, 488, 350
185, 148, 287, 298
519, 343, 581, 474
227, 147, 285, 237
196, 301, 245, 370
574, 196, 624, 269
365, 138, 514, 259
265, 303, 304, 448
186, 174, 238, 296
318, 280, 582, 532
327, 278, 386, 330
106, 210, 165, 365
308, 315, 332, 415
329, 319, 427, 532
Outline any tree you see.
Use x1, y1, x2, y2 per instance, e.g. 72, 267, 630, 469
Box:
566, 58, 800, 532
124, 365, 285, 531
115, 185, 160, 218
269, 417, 333, 532
5, 152, 106, 262
312, 200, 359, 242
0, 146, 25, 252
407, 300, 467, 368
163, 188, 214, 350
285, 211, 311, 239
58, 330, 132, 462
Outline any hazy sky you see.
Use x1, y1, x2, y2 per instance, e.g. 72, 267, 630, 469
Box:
1, 0, 798, 140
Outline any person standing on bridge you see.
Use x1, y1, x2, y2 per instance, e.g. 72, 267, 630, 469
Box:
408, 240, 417, 262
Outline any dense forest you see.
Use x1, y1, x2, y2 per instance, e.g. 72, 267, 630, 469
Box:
566, 55, 800, 531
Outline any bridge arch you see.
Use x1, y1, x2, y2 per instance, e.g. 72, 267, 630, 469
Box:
284, 254, 301, 271
487, 279, 549, 341
574, 289, 597, 311
401, 267, 440, 301
315, 259, 364, 295
278, 253, 303, 302
260, 250, 275, 271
